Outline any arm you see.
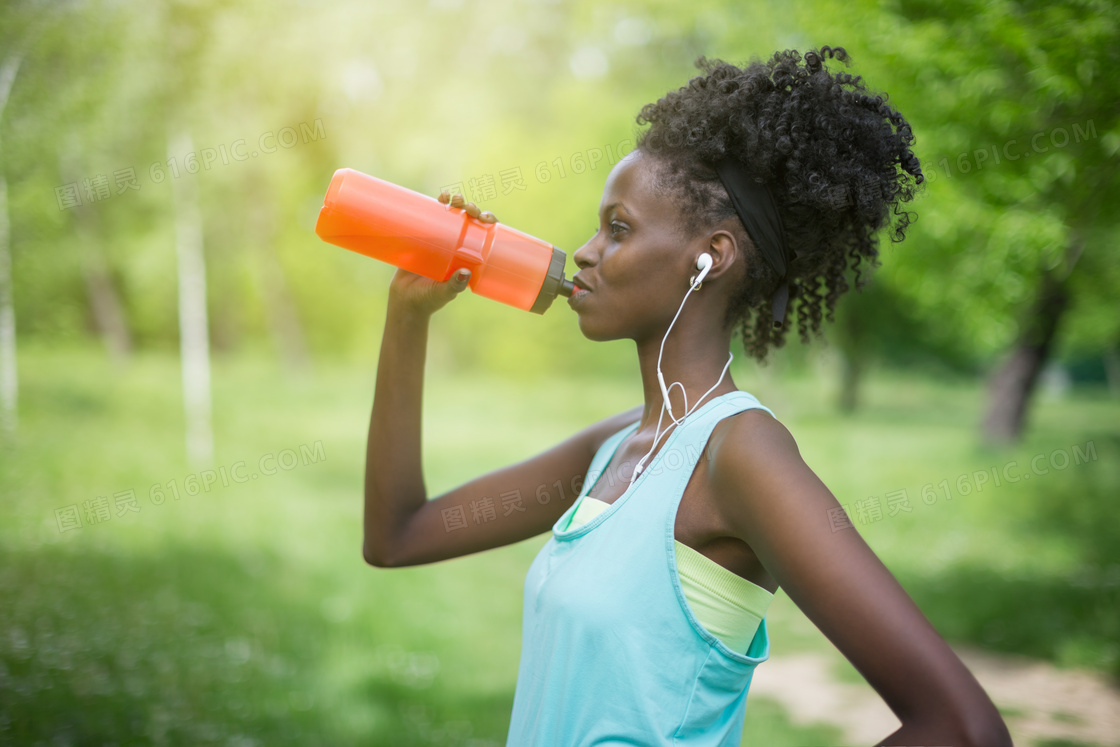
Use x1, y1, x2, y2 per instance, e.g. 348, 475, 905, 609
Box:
368, 392, 641, 568
707, 410, 1013, 747
362, 191, 641, 568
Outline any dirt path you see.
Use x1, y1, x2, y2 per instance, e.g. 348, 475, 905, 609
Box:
750, 644, 1120, 746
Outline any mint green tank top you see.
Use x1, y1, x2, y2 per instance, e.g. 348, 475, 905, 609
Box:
506, 391, 776, 746
562, 495, 773, 654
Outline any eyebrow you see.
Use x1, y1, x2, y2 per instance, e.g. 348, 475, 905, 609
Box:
599, 201, 630, 218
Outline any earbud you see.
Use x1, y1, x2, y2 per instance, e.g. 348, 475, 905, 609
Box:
690, 252, 713, 289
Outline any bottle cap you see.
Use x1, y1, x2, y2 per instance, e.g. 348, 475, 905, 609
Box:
529, 247, 575, 314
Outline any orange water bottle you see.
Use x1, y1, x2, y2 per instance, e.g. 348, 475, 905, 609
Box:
314, 168, 575, 313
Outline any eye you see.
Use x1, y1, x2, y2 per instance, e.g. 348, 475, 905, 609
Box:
609, 221, 626, 237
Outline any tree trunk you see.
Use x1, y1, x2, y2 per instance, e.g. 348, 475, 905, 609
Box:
833, 280, 871, 414
0, 173, 15, 439
58, 139, 133, 363
169, 128, 214, 467
80, 248, 133, 362
981, 269, 1072, 445
839, 351, 861, 413
0, 53, 23, 438
1105, 345, 1120, 398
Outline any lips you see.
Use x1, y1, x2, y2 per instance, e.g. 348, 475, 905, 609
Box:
567, 284, 590, 308
572, 275, 592, 292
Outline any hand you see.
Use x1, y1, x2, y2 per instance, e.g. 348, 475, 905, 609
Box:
437, 190, 498, 224
386, 192, 499, 317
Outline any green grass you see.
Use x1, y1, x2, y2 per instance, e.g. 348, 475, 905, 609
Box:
2, 343, 1117, 744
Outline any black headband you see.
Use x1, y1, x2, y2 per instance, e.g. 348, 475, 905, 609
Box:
714, 158, 792, 328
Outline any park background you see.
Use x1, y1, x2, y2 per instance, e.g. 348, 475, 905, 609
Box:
1, 0, 1118, 744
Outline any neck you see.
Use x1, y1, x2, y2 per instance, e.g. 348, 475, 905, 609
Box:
633, 306, 737, 437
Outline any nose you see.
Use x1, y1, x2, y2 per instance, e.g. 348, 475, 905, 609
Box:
572, 233, 598, 270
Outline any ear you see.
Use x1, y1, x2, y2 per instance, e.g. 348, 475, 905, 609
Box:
701, 229, 739, 284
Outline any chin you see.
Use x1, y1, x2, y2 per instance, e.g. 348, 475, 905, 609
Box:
575, 316, 625, 343
577, 322, 631, 344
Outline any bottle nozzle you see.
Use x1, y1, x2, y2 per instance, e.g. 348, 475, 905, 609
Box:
557, 277, 576, 297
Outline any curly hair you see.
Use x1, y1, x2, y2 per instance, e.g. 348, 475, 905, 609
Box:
634, 46, 924, 363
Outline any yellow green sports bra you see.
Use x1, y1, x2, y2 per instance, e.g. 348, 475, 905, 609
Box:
562, 494, 773, 654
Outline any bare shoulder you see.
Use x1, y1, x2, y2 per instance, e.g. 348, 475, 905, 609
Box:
705, 404, 840, 564
709, 405, 800, 465
705, 406, 804, 502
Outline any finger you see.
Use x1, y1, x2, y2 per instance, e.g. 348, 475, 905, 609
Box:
450, 193, 465, 207
480, 210, 497, 222
438, 190, 450, 203
464, 203, 481, 219
451, 267, 471, 291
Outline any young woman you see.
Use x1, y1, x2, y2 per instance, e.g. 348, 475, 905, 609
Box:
362, 47, 1012, 747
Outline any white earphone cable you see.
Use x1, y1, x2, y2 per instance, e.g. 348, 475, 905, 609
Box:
630, 274, 733, 486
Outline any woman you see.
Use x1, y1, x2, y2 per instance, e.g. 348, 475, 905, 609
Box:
362, 47, 1012, 747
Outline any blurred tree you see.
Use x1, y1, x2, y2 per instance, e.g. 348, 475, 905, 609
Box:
57, 134, 133, 363
1, 2, 73, 436
789, 0, 1120, 440
19, 0, 1118, 411
0, 49, 22, 438
896, 0, 1117, 443
829, 271, 976, 412
244, 164, 310, 372
157, 0, 225, 465
168, 128, 214, 466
